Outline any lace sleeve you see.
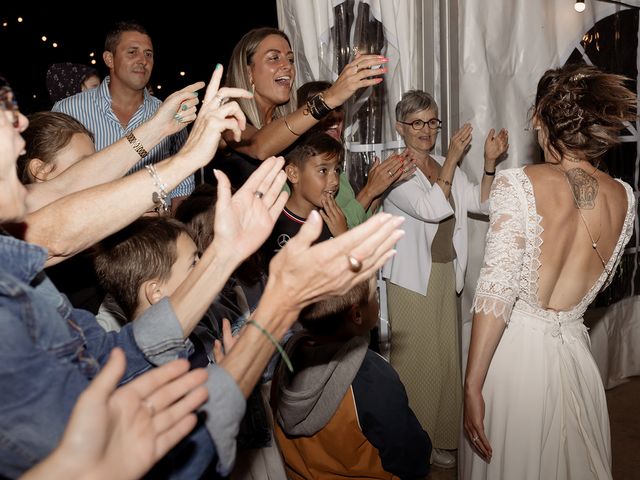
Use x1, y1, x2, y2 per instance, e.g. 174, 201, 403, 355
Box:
472, 172, 526, 323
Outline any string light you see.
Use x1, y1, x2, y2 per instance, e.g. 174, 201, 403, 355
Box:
179, 71, 186, 77
41, 35, 47, 42
575, 0, 586, 12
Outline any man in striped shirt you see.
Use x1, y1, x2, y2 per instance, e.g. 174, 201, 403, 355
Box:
52, 21, 194, 207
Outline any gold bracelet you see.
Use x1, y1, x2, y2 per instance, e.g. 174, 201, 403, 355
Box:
125, 131, 149, 158
437, 177, 452, 187
283, 116, 300, 136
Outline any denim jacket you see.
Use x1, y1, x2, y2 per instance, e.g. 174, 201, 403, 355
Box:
0, 233, 190, 477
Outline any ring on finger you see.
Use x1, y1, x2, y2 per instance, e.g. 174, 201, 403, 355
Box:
471, 434, 479, 443
174, 113, 184, 123
347, 254, 363, 273
181, 103, 189, 111
387, 170, 393, 177
254, 191, 264, 199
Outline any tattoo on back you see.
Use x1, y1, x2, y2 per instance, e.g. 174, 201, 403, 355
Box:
566, 168, 598, 209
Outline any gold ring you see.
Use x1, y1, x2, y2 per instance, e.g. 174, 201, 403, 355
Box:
347, 255, 363, 273
387, 170, 393, 177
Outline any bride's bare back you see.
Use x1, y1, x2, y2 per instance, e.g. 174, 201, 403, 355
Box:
526, 162, 628, 311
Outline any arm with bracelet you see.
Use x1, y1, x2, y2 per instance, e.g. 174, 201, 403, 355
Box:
24, 82, 204, 213
223, 52, 388, 160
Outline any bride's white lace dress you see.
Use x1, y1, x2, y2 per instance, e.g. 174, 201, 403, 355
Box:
460, 168, 635, 480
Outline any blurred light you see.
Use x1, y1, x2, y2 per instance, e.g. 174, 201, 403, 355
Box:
157, 85, 162, 90
179, 71, 186, 77
17, 17, 23, 23
32, 94, 37, 99
52, 42, 58, 48
90, 59, 97, 65
41, 35, 47, 42
575, 0, 586, 12
89, 52, 95, 57
2, 22, 7, 27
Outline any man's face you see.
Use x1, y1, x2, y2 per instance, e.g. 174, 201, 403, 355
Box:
290, 153, 341, 210
106, 31, 154, 91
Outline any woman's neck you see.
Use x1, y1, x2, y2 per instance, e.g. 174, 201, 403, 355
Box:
254, 94, 277, 126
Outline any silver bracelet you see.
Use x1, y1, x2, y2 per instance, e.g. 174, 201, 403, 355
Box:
145, 164, 169, 214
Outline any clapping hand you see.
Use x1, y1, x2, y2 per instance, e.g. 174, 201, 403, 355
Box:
446, 122, 473, 164
483, 128, 509, 172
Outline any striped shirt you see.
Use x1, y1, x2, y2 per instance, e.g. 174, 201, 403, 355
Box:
52, 76, 194, 198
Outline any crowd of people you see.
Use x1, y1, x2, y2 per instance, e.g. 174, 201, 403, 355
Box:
0, 17, 635, 480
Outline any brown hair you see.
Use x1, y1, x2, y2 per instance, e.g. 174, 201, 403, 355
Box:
94, 217, 193, 320
298, 280, 370, 336
532, 63, 637, 161
104, 21, 150, 53
226, 27, 294, 128
285, 131, 344, 169
18, 111, 94, 183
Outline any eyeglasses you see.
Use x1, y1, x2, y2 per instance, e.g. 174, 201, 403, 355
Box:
0, 86, 20, 128
398, 118, 442, 130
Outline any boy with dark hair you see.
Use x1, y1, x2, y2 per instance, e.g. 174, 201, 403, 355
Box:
261, 131, 348, 265
271, 277, 432, 479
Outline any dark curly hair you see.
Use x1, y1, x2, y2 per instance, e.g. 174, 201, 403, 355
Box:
532, 63, 636, 162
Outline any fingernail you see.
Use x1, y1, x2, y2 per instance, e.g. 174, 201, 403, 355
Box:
215, 63, 222, 70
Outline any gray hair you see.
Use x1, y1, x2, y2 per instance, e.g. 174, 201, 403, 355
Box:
395, 90, 438, 121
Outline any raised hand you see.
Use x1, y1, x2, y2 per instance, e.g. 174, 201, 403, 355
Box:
267, 211, 404, 310
320, 194, 348, 236
24, 348, 208, 480
150, 81, 205, 137
483, 128, 509, 172
323, 54, 389, 108
446, 122, 473, 165
179, 65, 254, 167
211, 156, 288, 267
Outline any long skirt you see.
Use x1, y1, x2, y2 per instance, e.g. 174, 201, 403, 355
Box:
387, 261, 461, 449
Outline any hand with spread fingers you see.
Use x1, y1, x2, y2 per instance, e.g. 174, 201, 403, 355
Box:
179, 65, 254, 165
22, 348, 208, 480
211, 156, 289, 268
446, 122, 473, 165
356, 153, 417, 213
323, 54, 389, 109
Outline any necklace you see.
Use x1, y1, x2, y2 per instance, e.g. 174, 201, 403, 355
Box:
554, 164, 609, 272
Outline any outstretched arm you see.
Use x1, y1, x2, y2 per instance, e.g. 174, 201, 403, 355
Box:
24, 83, 205, 213
224, 54, 388, 160
22, 66, 252, 267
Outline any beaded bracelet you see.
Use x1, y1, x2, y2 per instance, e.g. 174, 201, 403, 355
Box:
306, 92, 333, 120
145, 164, 170, 215
126, 131, 149, 159
283, 116, 300, 136
437, 177, 452, 187
247, 319, 293, 372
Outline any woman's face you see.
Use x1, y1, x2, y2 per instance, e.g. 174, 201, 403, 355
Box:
249, 34, 295, 110
0, 86, 29, 222
396, 107, 439, 155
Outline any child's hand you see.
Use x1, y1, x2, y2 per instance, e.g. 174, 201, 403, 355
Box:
320, 195, 348, 237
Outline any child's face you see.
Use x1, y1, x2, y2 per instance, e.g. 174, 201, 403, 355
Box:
291, 153, 341, 210
158, 233, 200, 296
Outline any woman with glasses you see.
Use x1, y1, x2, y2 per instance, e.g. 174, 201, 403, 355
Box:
382, 90, 508, 469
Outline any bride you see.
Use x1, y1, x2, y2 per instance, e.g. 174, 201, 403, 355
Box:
460, 64, 636, 480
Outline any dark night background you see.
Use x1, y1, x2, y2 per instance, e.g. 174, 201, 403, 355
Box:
1, 4, 278, 113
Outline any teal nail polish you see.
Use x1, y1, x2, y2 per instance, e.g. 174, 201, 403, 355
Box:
215, 63, 222, 70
